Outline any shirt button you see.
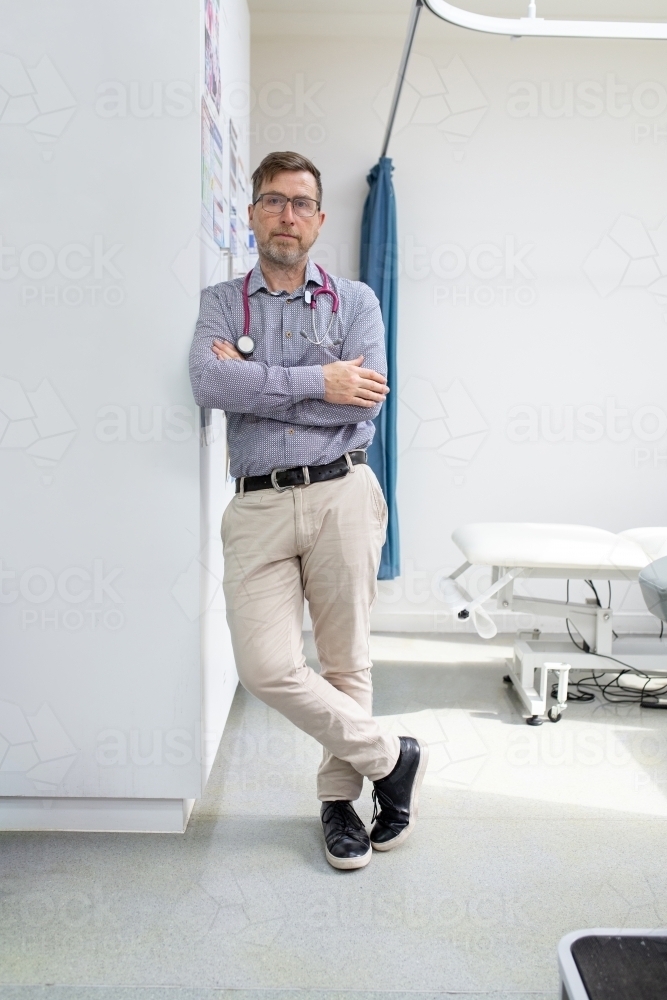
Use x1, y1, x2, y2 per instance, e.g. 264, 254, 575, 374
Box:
288, 428, 294, 435
285, 331, 292, 338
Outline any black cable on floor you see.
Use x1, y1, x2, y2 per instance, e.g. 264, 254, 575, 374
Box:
552, 578, 667, 707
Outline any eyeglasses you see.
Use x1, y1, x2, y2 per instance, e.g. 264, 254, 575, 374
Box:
254, 193, 320, 218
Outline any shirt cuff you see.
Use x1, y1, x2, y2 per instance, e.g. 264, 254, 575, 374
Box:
288, 365, 325, 402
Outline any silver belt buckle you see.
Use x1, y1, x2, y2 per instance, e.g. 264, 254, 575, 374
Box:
270, 468, 292, 492
270, 466, 311, 491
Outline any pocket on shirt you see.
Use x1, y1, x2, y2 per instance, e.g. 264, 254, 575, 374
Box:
305, 340, 344, 363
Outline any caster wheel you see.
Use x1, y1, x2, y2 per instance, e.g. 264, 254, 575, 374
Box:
548, 707, 562, 722
503, 674, 512, 684
526, 715, 543, 726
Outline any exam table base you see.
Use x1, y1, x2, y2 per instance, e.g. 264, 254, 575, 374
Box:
504, 637, 667, 724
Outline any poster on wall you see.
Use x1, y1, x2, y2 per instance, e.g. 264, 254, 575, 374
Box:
201, 98, 225, 248
204, 0, 221, 112
229, 119, 238, 258
230, 119, 253, 275
236, 155, 250, 272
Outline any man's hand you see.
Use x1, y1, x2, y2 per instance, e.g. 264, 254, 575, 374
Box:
323, 356, 389, 408
212, 339, 245, 361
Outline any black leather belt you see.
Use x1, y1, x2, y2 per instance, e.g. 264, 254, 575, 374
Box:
236, 450, 367, 494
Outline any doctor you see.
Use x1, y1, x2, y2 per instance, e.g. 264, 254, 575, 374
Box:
189, 151, 427, 870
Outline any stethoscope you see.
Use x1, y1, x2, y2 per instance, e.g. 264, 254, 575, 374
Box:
236, 264, 340, 357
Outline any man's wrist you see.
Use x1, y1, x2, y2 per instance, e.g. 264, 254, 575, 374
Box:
289, 365, 326, 402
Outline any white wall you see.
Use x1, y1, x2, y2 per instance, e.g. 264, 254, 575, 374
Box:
251, 0, 667, 632
0, 0, 248, 829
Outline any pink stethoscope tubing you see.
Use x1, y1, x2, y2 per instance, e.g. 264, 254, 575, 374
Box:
241, 264, 339, 349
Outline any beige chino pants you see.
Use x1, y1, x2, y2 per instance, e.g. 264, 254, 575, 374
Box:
221, 462, 400, 802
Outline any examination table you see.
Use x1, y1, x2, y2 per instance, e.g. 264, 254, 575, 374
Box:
443, 523, 667, 724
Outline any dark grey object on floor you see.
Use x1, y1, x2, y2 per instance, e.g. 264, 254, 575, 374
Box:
559, 929, 667, 1000
639, 556, 667, 621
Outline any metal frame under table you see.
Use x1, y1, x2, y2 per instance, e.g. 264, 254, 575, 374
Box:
449, 562, 667, 724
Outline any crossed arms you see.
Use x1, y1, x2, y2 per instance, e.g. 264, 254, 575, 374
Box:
188, 284, 389, 427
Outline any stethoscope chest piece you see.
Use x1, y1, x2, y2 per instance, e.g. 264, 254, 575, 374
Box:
237, 335, 255, 357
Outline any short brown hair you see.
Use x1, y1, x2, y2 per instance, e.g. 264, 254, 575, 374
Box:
251, 151, 322, 205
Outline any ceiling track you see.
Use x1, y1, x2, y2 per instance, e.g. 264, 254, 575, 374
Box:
424, 0, 667, 39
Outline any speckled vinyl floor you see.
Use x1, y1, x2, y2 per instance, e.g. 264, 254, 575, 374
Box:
2, 632, 667, 1000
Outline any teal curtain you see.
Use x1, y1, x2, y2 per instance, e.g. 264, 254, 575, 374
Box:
360, 156, 399, 580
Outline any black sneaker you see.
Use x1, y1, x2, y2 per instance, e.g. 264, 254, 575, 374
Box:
370, 736, 429, 851
320, 800, 372, 870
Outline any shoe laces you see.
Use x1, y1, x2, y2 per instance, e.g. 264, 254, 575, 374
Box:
371, 785, 400, 826
371, 788, 391, 823
322, 801, 367, 848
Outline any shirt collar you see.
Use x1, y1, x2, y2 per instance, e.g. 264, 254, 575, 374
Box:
247, 258, 324, 297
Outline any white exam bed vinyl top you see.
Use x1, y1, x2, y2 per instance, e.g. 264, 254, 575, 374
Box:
446, 523, 667, 723
452, 523, 667, 576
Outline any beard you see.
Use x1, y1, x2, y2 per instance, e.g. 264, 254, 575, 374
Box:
256, 228, 315, 268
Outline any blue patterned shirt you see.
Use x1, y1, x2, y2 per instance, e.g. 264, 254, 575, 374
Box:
189, 258, 387, 477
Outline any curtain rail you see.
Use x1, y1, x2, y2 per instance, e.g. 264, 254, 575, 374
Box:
381, 0, 424, 157
424, 0, 667, 39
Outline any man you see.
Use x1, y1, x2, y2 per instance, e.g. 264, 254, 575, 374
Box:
189, 151, 428, 870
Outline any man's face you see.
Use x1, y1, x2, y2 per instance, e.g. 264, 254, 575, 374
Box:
248, 169, 325, 268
